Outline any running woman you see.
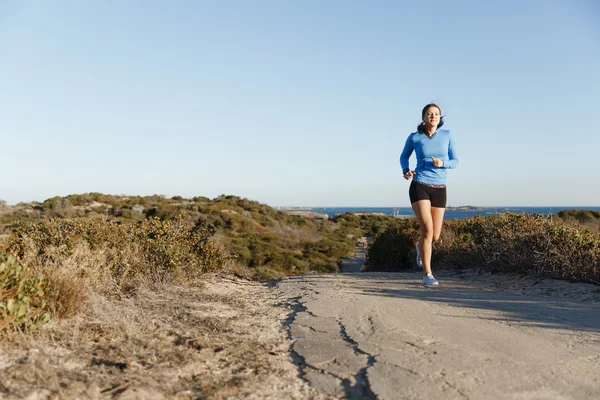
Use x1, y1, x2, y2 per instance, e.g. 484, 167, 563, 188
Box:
400, 103, 459, 286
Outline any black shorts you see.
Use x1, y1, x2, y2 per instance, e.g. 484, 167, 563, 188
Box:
409, 180, 447, 208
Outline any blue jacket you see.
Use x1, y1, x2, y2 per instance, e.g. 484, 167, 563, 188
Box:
400, 129, 458, 185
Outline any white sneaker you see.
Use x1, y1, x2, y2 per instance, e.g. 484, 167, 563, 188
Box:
423, 274, 439, 286
415, 242, 423, 267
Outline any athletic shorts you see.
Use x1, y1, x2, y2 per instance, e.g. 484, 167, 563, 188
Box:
409, 180, 447, 208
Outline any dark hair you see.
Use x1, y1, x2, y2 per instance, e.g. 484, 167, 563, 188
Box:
417, 103, 444, 133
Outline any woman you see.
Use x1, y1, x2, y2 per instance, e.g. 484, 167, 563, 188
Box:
400, 104, 458, 286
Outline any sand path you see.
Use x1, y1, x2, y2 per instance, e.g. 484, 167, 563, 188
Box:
275, 270, 600, 399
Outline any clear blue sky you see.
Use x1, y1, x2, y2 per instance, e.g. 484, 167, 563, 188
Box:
1, 0, 599, 207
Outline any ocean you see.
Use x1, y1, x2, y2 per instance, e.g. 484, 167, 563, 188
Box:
299, 207, 600, 220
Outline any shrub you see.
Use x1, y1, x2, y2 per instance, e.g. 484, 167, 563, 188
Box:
4, 216, 226, 289
0, 193, 382, 282
367, 212, 600, 283
0, 253, 51, 331
364, 219, 420, 271
557, 209, 600, 230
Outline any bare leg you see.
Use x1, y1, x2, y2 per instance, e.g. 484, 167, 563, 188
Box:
431, 207, 446, 245
411, 200, 433, 275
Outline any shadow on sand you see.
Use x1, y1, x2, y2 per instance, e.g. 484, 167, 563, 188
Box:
283, 272, 600, 334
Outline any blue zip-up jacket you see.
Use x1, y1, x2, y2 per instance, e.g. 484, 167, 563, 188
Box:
400, 129, 458, 185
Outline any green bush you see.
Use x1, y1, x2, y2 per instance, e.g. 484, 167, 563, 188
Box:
4, 216, 226, 284
365, 219, 420, 271
557, 210, 600, 231
0, 253, 51, 331
367, 212, 600, 283
0, 193, 386, 281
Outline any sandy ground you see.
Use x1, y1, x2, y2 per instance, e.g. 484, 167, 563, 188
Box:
2, 249, 599, 399
276, 270, 600, 399
0, 275, 325, 399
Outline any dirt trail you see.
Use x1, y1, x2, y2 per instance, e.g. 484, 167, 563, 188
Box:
339, 241, 368, 273
276, 271, 600, 399
2, 268, 599, 399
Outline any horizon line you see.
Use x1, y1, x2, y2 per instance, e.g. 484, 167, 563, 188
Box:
273, 205, 600, 209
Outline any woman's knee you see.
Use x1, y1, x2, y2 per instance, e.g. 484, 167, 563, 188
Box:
420, 225, 434, 239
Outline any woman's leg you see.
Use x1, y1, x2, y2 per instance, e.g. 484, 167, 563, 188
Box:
429, 185, 447, 268
411, 200, 434, 275
431, 206, 446, 244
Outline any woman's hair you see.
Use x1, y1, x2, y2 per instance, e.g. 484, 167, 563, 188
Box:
417, 103, 444, 133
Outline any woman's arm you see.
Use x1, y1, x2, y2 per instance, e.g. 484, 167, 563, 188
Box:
400, 133, 414, 172
443, 132, 459, 169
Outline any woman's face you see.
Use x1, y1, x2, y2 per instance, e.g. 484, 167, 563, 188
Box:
423, 106, 441, 127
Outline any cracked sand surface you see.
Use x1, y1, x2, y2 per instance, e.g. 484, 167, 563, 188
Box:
276, 272, 600, 399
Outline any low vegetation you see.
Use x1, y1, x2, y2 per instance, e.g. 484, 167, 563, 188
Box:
1, 193, 599, 333
557, 209, 600, 230
1, 194, 395, 331
0, 254, 50, 331
366, 212, 600, 284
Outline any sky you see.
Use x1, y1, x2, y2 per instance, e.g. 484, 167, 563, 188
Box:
1, 0, 599, 207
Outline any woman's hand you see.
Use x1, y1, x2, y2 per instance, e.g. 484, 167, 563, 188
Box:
431, 157, 444, 167
403, 170, 415, 180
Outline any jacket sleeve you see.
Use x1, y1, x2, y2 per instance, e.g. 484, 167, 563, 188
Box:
399, 134, 414, 171
443, 131, 459, 169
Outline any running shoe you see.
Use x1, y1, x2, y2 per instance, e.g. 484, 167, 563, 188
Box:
423, 274, 439, 286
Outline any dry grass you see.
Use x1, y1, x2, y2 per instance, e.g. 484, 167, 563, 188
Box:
0, 276, 318, 399
1, 218, 227, 331
266, 221, 322, 244
218, 259, 258, 281
17, 240, 130, 320
366, 213, 600, 283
